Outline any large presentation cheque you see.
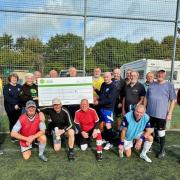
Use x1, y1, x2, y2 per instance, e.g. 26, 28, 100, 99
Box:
38, 76, 93, 106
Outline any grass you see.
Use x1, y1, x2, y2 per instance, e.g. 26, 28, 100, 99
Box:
0, 132, 179, 180
0, 106, 179, 180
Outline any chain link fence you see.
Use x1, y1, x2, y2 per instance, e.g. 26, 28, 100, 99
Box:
0, 0, 180, 130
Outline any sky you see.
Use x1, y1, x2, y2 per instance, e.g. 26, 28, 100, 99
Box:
0, 0, 179, 46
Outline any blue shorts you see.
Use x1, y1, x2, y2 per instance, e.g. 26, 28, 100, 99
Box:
100, 109, 113, 124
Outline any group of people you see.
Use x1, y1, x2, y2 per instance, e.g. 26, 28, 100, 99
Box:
1, 66, 178, 163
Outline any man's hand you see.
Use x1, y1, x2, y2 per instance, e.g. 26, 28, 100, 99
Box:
26, 135, 35, 145
118, 144, 124, 150
33, 96, 39, 101
94, 99, 99, 105
92, 129, 98, 138
81, 131, 89, 138
122, 109, 126, 116
166, 113, 172, 121
135, 139, 143, 150
14, 104, 19, 110
58, 129, 65, 136
118, 103, 122, 108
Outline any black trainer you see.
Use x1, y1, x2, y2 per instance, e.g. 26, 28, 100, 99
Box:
96, 153, 103, 161
68, 151, 75, 161
39, 154, 48, 162
157, 150, 166, 159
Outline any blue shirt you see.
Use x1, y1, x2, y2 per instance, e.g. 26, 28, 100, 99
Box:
146, 81, 176, 119
96, 82, 118, 111
122, 111, 150, 141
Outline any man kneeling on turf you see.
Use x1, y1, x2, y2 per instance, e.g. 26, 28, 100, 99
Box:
40, 98, 75, 161
11, 100, 47, 162
74, 99, 103, 161
119, 104, 153, 163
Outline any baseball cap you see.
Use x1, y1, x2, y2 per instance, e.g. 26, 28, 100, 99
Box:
52, 98, 61, 105
26, 100, 36, 108
157, 69, 166, 73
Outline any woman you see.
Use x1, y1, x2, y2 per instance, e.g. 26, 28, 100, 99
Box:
20, 73, 38, 113
3, 73, 22, 132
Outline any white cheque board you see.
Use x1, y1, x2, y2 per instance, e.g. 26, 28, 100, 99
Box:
38, 76, 93, 106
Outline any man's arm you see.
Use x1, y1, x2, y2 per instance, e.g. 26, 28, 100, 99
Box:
143, 96, 148, 107
167, 100, 176, 121
137, 96, 145, 106
11, 120, 29, 142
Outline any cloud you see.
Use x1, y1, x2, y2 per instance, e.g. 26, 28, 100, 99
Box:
0, 0, 177, 46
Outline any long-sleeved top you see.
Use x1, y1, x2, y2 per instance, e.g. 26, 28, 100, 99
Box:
3, 83, 22, 112
20, 83, 38, 107
95, 82, 118, 111
40, 107, 73, 131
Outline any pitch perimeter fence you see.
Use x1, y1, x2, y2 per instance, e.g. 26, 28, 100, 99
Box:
0, 0, 180, 130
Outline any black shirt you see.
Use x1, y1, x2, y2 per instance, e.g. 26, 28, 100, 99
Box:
112, 77, 125, 102
20, 83, 38, 107
3, 83, 22, 111
41, 107, 73, 131
124, 82, 146, 112
95, 82, 118, 111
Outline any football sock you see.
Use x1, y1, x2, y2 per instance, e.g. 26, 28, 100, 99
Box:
39, 143, 46, 156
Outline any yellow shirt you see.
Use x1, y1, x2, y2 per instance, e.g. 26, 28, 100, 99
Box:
0, 78, 2, 96
92, 76, 104, 97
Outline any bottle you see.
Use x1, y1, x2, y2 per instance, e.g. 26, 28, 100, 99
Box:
166, 121, 171, 130
119, 149, 124, 158
54, 127, 60, 140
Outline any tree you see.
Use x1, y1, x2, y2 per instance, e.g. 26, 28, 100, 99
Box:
45, 33, 84, 72
0, 34, 13, 49
91, 38, 136, 70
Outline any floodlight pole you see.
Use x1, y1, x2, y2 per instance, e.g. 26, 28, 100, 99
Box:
83, 0, 87, 76
170, 0, 180, 82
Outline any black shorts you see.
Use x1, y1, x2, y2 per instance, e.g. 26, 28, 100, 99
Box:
79, 128, 94, 145
150, 116, 166, 130
114, 106, 122, 118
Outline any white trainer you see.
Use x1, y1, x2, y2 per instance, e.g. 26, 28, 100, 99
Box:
80, 144, 88, 151
104, 143, 113, 150
140, 153, 152, 163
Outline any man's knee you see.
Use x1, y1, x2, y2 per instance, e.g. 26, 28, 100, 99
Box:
146, 135, 153, 142
54, 144, 61, 152
37, 135, 47, 144
22, 151, 31, 160
125, 149, 131, 158
67, 129, 75, 137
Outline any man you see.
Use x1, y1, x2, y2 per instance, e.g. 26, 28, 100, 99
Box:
92, 67, 104, 99
49, 69, 58, 78
74, 99, 103, 161
94, 72, 117, 150
144, 70, 176, 158
112, 68, 125, 131
122, 71, 146, 115
11, 100, 47, 162
68, 67, 77, 77
40, 98, 75, 161
0, 77, 2, 96
144, 72, 154, 92
124, 69, 132, 85
34, 71, 42, 85
119, 104, 153, 163
66, 66, 79, 118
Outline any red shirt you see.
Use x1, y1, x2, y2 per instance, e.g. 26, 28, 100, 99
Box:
75, 108, 99, 132
19, 113, 40, 147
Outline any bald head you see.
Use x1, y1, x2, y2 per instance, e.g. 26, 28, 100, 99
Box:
49, 69, 58, 78
113, 68, 121, 80
68, 67, 77, 77
103, 72, 112, 84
